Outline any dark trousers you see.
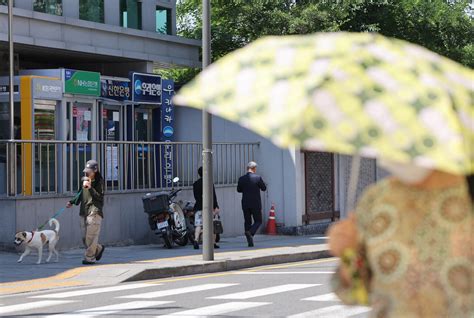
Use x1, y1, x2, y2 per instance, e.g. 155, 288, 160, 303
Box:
243, 208, 262, 236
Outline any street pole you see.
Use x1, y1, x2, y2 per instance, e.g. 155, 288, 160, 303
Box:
8, 0, 15, 196
8, 0, 14, 140
202, 0, 214, 261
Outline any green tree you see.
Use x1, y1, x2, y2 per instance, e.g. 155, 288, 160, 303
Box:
342, 0, 474, 68
162, 0, 473, 83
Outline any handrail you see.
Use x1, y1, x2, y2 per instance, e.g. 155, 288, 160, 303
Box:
0, 140, 260, 145
0, 140, 260, 196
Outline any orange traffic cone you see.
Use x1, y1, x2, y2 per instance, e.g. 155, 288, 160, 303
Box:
266, 204, 277, 235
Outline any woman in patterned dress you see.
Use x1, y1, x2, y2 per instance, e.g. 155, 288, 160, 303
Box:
328, 160, 473, 318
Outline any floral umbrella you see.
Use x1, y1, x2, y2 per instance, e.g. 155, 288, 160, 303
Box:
174, 32, 474, 175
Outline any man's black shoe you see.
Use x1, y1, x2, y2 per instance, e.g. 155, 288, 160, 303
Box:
82, 260, 96, 265
193, 241, 199, 250
245, 231, 254, 247
214, 244, 220, 249
95, 246, 105, 261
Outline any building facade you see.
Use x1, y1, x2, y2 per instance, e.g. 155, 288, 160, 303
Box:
0, 0, 199, 76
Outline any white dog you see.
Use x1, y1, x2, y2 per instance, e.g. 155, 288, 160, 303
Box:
14, 218, 60, 264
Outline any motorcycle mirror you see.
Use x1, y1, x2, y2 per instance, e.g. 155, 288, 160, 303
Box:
173, 177, 180, 183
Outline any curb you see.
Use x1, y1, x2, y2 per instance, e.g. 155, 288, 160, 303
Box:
123, 249, 332, 282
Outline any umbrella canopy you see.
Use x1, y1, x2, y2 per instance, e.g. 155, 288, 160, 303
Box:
174, 32, 474, 175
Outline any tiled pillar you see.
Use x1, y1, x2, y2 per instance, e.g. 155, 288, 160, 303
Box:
14, 0, 33, 10
63, 0, 79, 19
141, 0, 156, 32
104, 0, 120, 26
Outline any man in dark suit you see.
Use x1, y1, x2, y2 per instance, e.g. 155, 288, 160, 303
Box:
237, 161, 267, 247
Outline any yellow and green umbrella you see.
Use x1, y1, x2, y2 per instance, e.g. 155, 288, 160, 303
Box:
174, 32, 474, 175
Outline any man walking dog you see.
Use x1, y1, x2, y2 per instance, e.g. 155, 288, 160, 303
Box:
237, 161, 267, 247
66, 160, 105, 265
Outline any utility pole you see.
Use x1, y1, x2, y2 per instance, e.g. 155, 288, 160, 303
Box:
8, 0, 14, 140
8, 0, 15, 196
202, 0, 214, 261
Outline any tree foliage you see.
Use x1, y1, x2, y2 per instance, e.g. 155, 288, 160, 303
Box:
163, 0, 473, 83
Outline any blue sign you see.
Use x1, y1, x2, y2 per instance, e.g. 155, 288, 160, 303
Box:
163, 126, 174, 138
131, 72, 162, 104
101, 79, 130, 101
161, 79, 175, 187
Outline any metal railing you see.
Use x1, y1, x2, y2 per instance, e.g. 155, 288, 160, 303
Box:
0, 140, 259, 197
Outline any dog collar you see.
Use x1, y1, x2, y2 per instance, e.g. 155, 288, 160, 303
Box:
26, 231, 35, 244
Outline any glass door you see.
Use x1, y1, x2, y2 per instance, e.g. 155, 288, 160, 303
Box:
134, 107, 154, 189
100, 103, 123, 190
0, 101, 21, 195
134, 108, 152, 142
34, 100, 57, 193
72, 102, 93, 142
67, 101, 95, 191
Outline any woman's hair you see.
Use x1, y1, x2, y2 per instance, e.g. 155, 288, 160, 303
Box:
467, 175, 474, 201
94, 171, 104, 182
198, 166, 203, 177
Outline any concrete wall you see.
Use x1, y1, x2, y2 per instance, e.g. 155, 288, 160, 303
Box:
0, 185, 251, 250
174, 106, 302, 231
336, 155, 377, 219
0, 199, 16, 250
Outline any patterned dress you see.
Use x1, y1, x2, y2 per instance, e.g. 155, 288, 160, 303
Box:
333, 178, 473, 318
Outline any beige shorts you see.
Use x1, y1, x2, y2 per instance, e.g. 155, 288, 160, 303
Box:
194, 210, 203, 226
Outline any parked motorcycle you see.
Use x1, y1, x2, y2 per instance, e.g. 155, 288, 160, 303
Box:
142, 177, 189, 249
182, 201, 220, 244
183, 201, 197, 245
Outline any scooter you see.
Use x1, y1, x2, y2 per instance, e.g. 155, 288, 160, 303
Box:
182, 201, 220, 244
142, 177, 189, 249
183, 201, 197, 245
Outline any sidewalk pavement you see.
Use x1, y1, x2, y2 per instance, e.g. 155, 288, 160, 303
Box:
0, 235, 331, 295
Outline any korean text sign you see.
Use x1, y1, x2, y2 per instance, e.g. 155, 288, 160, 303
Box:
101, 79, 130, 101
131, 72, 162, 104
161, 79, 175, 187
64, 69, 100, 96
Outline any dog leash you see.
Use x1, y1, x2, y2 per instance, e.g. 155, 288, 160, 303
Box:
37, 190, 83, 230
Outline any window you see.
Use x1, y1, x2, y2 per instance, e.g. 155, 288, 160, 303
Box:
156, 6, 172, 35
120, 0, 142, 30
34, 0, 63, 16
0, 0, 8, 6
0, 102, 21, 140
79, 0, 104, 23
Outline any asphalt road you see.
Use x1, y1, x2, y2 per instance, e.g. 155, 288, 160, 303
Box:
0, 258, 371, 317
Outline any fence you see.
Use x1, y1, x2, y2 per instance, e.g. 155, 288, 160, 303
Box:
0, 140, 259, 197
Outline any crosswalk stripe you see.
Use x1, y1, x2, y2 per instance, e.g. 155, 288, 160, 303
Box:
120, 283, 238, 299
33, 283, 159, 299
0, 300, 75, 315
209, 284, 319, 300
310, 236, 329, 240
287, 305, 372, 318
156, 301, 270, 317
235, 271, 335, 275
44, 301, 173, 318
302, 292, 340, 301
